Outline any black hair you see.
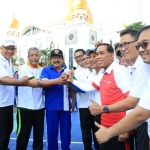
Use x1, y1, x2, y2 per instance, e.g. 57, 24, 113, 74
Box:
114, 43, 119, 50
139, 25, 150, 35
72, 67, 77, 70
120, 28, 139, 40
97, 43, 114, 53
74, 49, 85, 55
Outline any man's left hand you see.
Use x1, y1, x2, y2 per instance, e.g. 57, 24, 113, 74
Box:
88, 99, 103, 115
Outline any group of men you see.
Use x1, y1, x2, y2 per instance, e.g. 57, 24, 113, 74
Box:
1, 25, 150, 150
0, 42, 75, 150
62, 25, 150, 150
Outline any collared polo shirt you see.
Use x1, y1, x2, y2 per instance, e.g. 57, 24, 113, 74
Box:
74, 67, 93, 108
18, 63, 44, 110
92, 62, 131, 128
138, 76, 150, 137
0, 54, 14, 107
138, 76, 150, 110
126, 56, 150, 114
89, 69, 103, 105
41, 64, 70, 111
129, 56, 150, 98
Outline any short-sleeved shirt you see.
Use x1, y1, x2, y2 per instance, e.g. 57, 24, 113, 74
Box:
129, 56, 150, 98
74, 67, 92, 108
92, 62, 131, 128
88, 69, 103, 105
0, 54, 14, 107
138, 76, 150, 110
18, 63, 44, 110
41, 64, 70, 111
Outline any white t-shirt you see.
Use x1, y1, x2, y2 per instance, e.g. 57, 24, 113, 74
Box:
0, 54, 14, 107
18, 63, 44, 110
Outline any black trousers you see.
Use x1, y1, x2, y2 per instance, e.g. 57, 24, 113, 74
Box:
0, 105, 13, 150
99, 135, 134, 150
79, 108, 100, 150
134, 122, 149, 150
16, 108, 45, 150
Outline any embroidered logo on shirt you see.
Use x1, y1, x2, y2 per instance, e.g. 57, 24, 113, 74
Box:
106, 81, 111, 84
4, 65, 6, 69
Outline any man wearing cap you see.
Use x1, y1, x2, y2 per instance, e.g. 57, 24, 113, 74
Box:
39, 49, 75, 150
0, 40, 29, 150
74, 49, 97, 150
68, 44, 133, 150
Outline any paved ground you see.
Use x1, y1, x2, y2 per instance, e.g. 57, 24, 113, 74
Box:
9, 109, 95, 150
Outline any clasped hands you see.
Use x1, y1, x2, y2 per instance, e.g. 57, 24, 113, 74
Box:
59, 69, 74, 84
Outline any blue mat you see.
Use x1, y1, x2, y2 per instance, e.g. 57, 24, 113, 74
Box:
9, 111, 95, 150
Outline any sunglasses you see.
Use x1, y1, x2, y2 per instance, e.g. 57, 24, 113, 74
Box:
135, 41, 150, 50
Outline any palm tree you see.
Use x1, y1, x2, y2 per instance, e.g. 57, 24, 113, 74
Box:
12, 56, 18, 66
40, 48, 51, 66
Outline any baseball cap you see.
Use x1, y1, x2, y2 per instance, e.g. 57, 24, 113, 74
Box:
50, 49, 63, 58
2, 40, 17, 47
86, 49, 96, 56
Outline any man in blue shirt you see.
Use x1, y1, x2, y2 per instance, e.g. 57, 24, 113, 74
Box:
39, 49, 74, 150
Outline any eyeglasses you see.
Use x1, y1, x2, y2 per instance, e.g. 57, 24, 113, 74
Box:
74, 54, 83, 60
81, 57, 89, 61
135, 41, 150, 50
119, 40, 137, 50
3, 46, 16, 51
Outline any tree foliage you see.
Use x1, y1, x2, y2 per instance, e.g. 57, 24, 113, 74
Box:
12, 56, 18, 66
126, 21, 145, 31
40, 48, 51, 66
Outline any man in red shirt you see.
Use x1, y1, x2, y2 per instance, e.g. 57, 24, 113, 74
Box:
67, 43, 133, 150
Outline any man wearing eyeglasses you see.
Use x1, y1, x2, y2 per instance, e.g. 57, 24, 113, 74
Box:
0, 40, 29, 150
94, 25, 150, 147
74, 49, 97, 150
90, 28, 150, 150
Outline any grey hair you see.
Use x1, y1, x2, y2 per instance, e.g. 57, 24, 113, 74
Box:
28, 47, 40, 55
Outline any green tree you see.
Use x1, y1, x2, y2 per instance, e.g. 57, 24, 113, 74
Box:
12, 56, 18, 66
126, 21, 145, 31
40, 48, 51, 66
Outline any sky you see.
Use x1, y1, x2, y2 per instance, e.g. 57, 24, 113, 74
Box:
0, 0, 150, 35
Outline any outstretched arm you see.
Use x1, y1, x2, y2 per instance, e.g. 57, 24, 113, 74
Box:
95, 105, 150, 143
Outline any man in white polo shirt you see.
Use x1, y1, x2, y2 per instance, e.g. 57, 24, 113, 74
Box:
94, 25, 150, 145
68, 44, 133, 150
89, 29, 150, 150
74, 49, 98, 150
0, 40, 29, 150
16, 47, 44, 150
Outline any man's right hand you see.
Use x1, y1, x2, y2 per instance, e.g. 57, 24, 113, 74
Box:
57, 76, 68, 85
29, 79, 39, 88
66, 69, 74, 82
19, 76, 29, 85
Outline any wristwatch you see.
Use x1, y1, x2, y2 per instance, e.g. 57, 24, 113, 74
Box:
103, 106, 109, 113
